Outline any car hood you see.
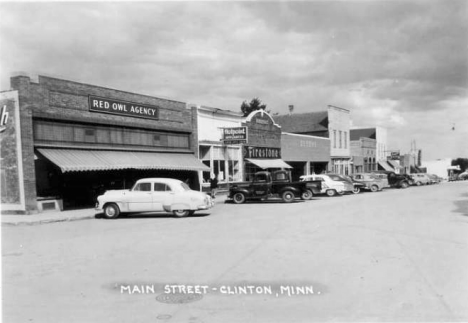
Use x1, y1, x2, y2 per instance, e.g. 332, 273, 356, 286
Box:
100, 189, 130, 198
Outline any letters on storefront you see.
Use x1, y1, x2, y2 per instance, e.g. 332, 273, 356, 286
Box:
222, 127, 247, 144
88, 95, 159, 120
243, 146, 281, 159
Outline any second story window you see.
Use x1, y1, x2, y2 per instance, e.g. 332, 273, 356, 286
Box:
333, 130, 337, 148
339, 131, 342, 149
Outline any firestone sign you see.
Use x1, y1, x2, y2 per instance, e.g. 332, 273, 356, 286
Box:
243, 146, 281, 159
88, 95, 159, 120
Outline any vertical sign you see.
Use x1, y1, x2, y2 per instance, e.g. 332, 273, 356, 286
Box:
0, 91, 25, 211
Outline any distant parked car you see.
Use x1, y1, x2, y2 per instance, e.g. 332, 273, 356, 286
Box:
96, 178, 214, 219
351, 173, 386, 192
459, 172, 468, 181
427, 174, 442, 184
410, 173, 432, 186
300, 174, 354, 196
327, 173, 365, 194
371, 171, 413, 188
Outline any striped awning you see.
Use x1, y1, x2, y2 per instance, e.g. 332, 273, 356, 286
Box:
246, 158, 292, 169
378, 161, 394, 171
37, 148, 210, 172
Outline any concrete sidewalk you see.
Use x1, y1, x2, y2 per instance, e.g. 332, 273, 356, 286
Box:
2, 193, 229, 226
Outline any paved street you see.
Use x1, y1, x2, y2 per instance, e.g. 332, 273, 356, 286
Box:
2, 182, 468, 322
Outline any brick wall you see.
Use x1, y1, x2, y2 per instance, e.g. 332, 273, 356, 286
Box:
10, 74, 195, 212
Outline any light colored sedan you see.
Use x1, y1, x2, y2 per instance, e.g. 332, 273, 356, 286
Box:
96, 178, 214, 219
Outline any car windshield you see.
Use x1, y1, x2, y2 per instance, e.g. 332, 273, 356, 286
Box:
180, 182, 191, 191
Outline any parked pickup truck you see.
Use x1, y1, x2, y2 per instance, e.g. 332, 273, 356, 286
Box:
228, 170, 322, 204
371, 171, 413, 189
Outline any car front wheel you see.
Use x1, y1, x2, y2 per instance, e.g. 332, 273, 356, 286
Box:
326, 189, 336, 197
353, 187, 360, 194
173, 209, 190, 218
103, 203, 120, 219
282, 190, 295, 203
301, 189, 313, 200
233, 192, 246, 204
370, 185, 379, 192
400, 181, 409, 189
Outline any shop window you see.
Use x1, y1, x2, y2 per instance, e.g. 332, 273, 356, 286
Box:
84, 129, 95, 143
153, 134, 161, 145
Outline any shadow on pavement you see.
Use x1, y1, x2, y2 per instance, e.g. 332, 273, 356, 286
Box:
95, 212, 211, 220
453, 192, 468, 217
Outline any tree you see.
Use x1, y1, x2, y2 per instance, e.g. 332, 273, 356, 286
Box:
240, 98, 267, 117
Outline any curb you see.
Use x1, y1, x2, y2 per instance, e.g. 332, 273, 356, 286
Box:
3, 195, 228, 226
2, 214, 96, 227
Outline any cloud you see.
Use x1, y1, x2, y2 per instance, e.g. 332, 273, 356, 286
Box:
0, 1, 466, 159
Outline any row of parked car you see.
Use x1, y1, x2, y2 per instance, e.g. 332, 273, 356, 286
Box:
227, 170, 443, 204
94, 170, 447, 219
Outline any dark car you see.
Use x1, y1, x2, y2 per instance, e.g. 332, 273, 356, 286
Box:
371, 171, 413, 188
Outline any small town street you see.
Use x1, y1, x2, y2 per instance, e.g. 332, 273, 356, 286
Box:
2, 182, 468, 322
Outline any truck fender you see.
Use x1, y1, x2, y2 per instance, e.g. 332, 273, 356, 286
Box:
278, 186, 300, 195
230, 188, 250, 196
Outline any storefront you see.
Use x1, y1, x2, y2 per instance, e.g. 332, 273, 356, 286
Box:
281, 133, 330, 181
242, 110, 291, 180
194, 105, 244, 192
1, 74, 209, 213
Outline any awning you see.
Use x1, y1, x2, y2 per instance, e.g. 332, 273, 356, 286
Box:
378, 161, 393, 171
37, 148, 210, 172
387, 160, 401, 169
246, 158, 292, 169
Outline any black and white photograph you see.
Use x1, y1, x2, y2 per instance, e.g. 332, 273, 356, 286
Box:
1, 0, 467, 322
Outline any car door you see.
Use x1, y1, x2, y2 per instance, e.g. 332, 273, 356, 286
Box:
127, 182, 153, 212
253, 173, 269, 197
152, 182, 169, 211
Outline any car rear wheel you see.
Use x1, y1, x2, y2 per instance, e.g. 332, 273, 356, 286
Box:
233, 192, 246, 204
416, 181, 422, 186
173, 209, 190, 218
370, 185, 379, 192
301, 189, 313, 200
282, 190, 295, 203
326, 189, 336, 197
353, 187, 360, 194
103, 203, 120, 219
400, 181, 409, 189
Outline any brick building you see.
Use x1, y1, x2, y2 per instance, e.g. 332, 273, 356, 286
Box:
0, 74, 209, 213
274, 105, 351, 175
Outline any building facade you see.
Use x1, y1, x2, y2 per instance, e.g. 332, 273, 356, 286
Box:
281, 133, 330, 180
194, 105, 244, 190
1, 74, 209, 213
274, 105, 351, 175
350, 137, 377, 173
350, 126, 388, 162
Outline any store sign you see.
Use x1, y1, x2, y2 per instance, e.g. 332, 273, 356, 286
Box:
0, 105, 9, 133
389, 151, 400, 160
88, 95, 159, 120
243, 146, 281, 159
222, 127, 247, 144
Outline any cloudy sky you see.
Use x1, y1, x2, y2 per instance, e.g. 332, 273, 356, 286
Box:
1, 0, 467, 160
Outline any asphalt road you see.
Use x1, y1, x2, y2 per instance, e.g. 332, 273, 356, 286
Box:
2, 182, 468, 322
